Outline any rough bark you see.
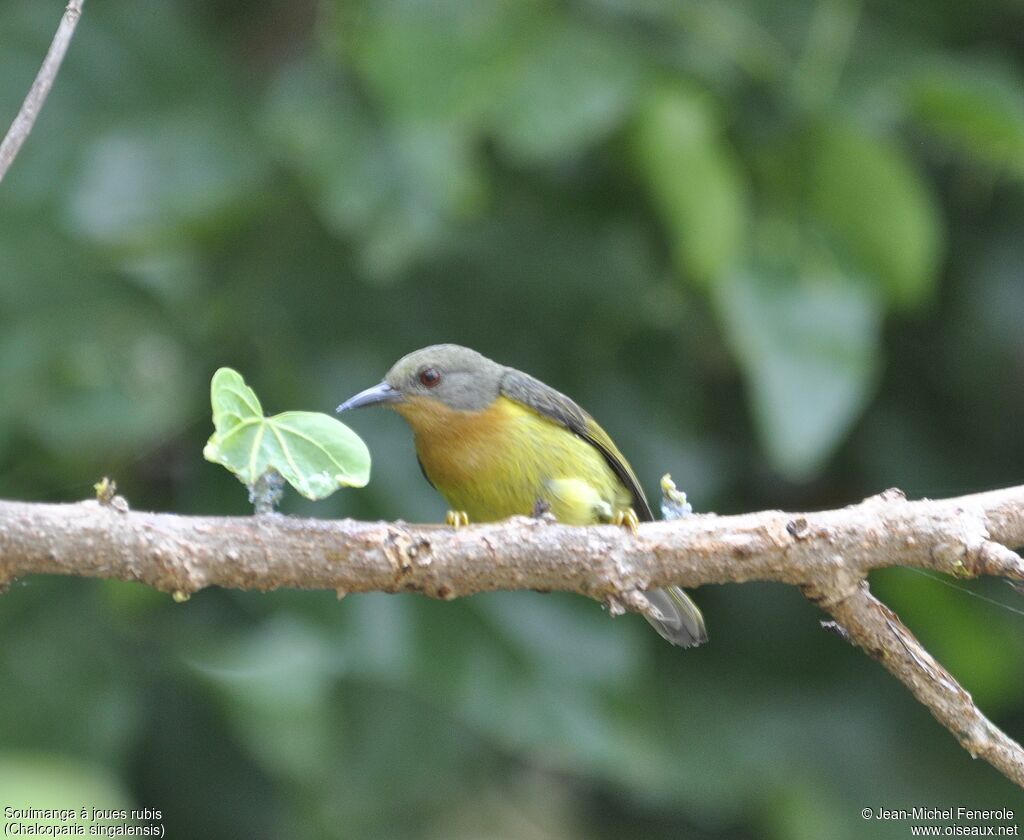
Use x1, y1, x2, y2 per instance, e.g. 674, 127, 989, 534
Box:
0, 484, 1022, 787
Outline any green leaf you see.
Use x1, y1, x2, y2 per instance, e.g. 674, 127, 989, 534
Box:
712, 236, 883, 480
903, 62, 1024, 178
0, 255, 193, 460
485, 19, 644, 163
632, 86, 748, 287
263, 60, 485, 280
191, 616, 340, 779
806, 122, 943, 308
333, 0, 529, 130
203, 368, 370, 500
336, 1, 644, 164
0, 753, 130, 827
65, 111, 265, 250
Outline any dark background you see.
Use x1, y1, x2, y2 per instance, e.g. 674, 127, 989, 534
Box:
1, 0, 1023, 836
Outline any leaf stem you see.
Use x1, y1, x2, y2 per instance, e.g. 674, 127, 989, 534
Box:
249, 469, 285, 515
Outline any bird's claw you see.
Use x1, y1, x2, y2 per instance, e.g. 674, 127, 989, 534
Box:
445, 510, 470, 528
612, 508, 640, 534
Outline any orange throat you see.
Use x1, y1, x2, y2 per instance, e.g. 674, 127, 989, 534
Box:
395, 395, 511, 490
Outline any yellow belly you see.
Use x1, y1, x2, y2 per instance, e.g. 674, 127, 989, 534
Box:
399, 395, 632, 524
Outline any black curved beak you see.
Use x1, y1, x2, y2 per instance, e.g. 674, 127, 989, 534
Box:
336, 382, 402, 413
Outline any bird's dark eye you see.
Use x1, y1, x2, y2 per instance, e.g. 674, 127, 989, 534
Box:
418, 367, 442, 388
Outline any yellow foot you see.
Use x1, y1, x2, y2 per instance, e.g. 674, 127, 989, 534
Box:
612, 508, 640, 534
445, 510, 470, 528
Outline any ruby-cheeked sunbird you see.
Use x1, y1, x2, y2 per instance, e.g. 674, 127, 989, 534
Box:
337, 344, 707, 648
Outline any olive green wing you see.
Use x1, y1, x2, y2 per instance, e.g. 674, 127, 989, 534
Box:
499, 369, 654, 521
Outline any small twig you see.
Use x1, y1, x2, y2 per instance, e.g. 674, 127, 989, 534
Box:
0, 0, 86, 184
249, 470, 286, 515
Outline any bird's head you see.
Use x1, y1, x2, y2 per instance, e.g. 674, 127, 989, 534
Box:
337, 344, 504, 419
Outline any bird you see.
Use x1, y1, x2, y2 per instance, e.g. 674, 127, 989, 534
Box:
337, 344, 707, 648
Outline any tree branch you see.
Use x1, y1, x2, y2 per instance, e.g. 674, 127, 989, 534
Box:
0, 484, 1022, 787
829, 582, 1024, 788
0, 0, 86, 184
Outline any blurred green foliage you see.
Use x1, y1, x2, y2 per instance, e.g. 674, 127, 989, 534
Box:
1, 0, 1024, 837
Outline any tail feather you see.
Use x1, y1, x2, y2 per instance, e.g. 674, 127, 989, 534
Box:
644, 586, 708, 648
